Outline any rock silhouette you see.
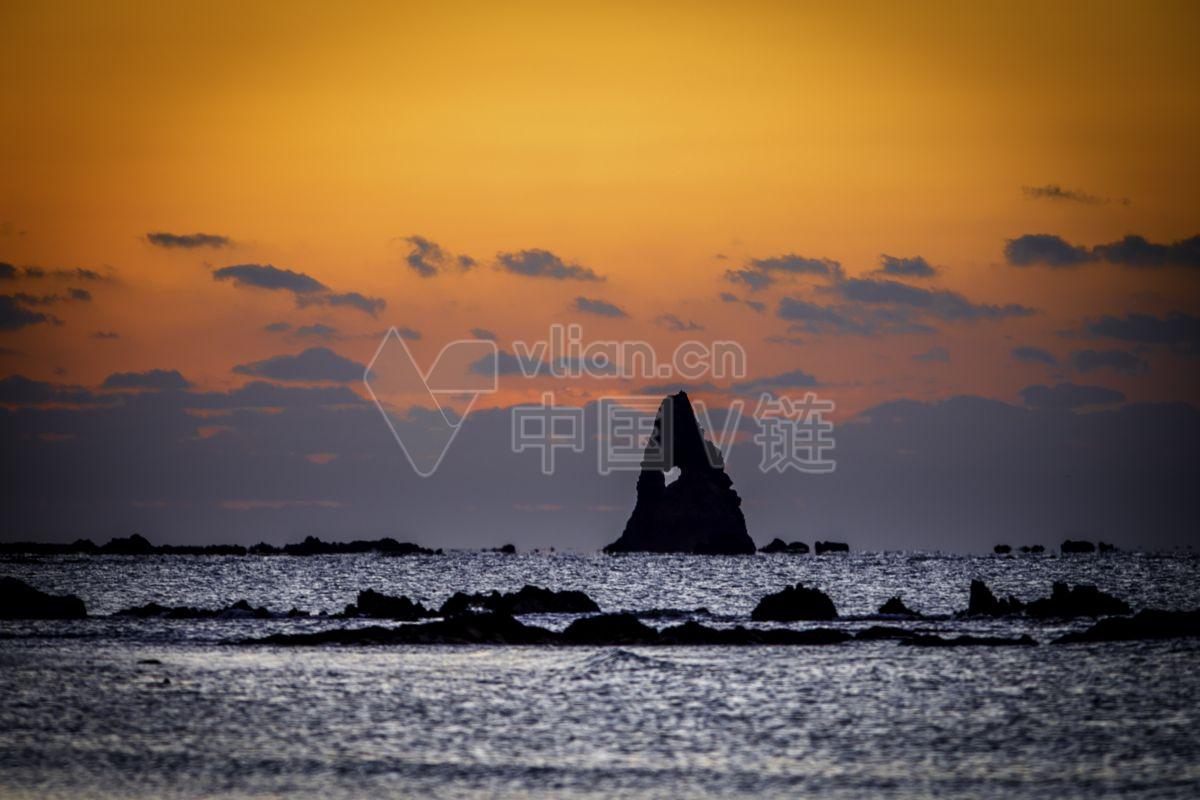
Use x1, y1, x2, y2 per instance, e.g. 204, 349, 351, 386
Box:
993, 544, 1012, 554
115, 599, 271, 619
1060, 539, 1096, 554
759, 538, 810, 554
343, 589, 435, 620
438, 585, 600, 616
877, 596, 919, 617
965, 579, 1025, 616
1054, 610, 1200, 643
751, 584, 838, 621
604, 391, 754, 555
0, 577, 87, 619
814, 541, 849, 554
1025, 582, 1130, 618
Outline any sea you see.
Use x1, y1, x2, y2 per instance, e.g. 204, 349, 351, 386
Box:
2, 550, 1199, 799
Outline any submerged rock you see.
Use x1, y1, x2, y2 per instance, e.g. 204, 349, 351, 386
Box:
1054, 610, 1200, 643
1025, 583, 1130, 619
1061, 539, 1096, 554
964, 580, 1025, 616
751, 584, 837, 621
0, 577, 87, 619
902, 633, 1036, 647
759, 538, 810, 554
439, 585, 600, 616
877, 596, 919, 617
814, 541, 849, 554
604, 391, 755, 555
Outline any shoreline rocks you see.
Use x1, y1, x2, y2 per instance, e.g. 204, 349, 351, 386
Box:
438, 585, 600, 616
115, 599, 271, 620
759, 539, 810, 554
1054, 610, 1200, 643
877, 596, 919, 617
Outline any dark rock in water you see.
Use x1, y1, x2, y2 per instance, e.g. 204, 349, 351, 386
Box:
993, 544, 1012, 554
1098, 541, 1117, 553
759, 538, 809, 554
877, 596, 918, 617
751, 584, 837, 621
659, 621, 850, 646
561, 613, 660, 645
286, 607, 309, 618
965, 579, 1025, 616
250, 612, 559, 646
634, 607, 711, 620
137, 658, 162, 665
855, 625, 920, 641
114, 599, 270, 619
604, 391, 754, 555
814, 540, 849, 554
439, 585, 600, 617
0, 539, 99, 556
1054, 610, 1200, 644
1018, 544, 1045, 554
280, 536, 440, 556
345, 589, 435, 620
0, 577, 87, 619
497, 543, 517, 554
99, 533, 156, 555
1061, 539, 1096, 554
1025, 583, 1130, 619
902, 633, 1037, 647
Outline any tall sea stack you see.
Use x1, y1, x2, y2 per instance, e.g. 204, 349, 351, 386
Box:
604, 391, 755, 555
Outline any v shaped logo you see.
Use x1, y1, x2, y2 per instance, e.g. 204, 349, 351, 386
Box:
364, 329, 498, 477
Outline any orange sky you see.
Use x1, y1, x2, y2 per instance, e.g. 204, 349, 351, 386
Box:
2, 0, 1198, 415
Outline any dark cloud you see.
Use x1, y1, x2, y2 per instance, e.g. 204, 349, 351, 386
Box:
101, 369, 192, 390
293, 323, 339, 340
498, 249, 602, 281
837, 278, 1035, 321
16, 266, 112, 282
1086, 311, 1200, 354
733, 368, 819, 392
469, 327, 497, 341
655, 313, 703, 331
401, 235, 474, 278
68, 288, 91, 302
571, 296, 628, 317
394, 326, 422, 341
264, 322, 292, 333
720, 292, 766, 313
0, 295, 55, 331
726, 253, 841, 290
638, 380, 720, 394
1012, 345, 1058, 366
1070, 348, 1147, 375
0, 375, 113, 405
1004, 234, 1092, 267
213, 264, 327, 294
1020, 383, 1126, 410
1006, 233, 1200, 268
1021, 185, 1111, 205
1092, 235, 1200, 269
878, 254, 937, 278
147, 232, 232, 249
185, 381, 363, 409
0, 262, 15, 280
912, 346, 949, 363
232, 347, 365, 383
91, 331, 119, 340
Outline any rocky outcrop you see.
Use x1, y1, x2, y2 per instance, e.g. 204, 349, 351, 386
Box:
750, 584, 837, 621
1061, 539, 1096, 554
993, 544, 1012, 554
1018, 545, 1045, 554
877, 596, 919, 617
344, 589, 436, 620
759, 538, 810, 554
1025, 583, 1130, 619
814, 541, 849, 554
438, 585, 600, 616
115, 599, 270, 619
604, 391, 754, 555
0, 577, 87, 619
1054, 610, 1200, 643
964, 579, 1025, 616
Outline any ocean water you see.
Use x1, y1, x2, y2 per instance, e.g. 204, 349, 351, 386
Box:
2, 551, 1199, 799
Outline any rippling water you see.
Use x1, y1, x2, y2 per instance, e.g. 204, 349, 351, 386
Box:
2, 551, 1199, 799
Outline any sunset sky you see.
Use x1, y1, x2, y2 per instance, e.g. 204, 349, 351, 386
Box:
2, 1, 1197, 550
